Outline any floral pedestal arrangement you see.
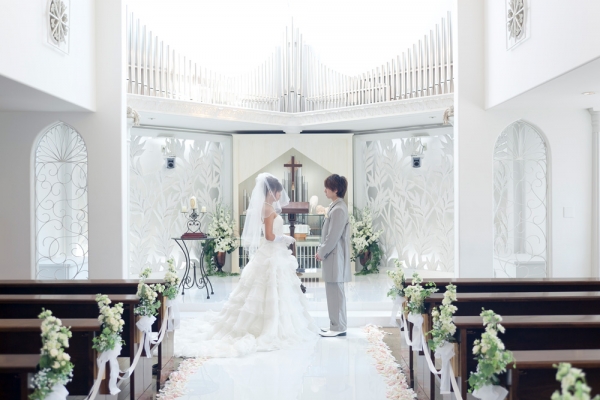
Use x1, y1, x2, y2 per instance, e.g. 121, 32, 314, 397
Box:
350, 208, 383, 275
203, 205, 239, 276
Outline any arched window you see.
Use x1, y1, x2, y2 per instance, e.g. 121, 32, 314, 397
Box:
493, 120, 549, 278
35, 122, 88, 279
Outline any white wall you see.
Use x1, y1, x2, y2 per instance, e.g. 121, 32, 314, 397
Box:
455, 0, 592, 278
485, 0, 600, 109
0, 0, 96, 111
0, 0, 126, 280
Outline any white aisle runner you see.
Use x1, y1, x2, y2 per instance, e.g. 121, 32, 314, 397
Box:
173, 328, 388, 400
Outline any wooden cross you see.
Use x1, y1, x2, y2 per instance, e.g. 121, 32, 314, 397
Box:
284, 155, 302, 200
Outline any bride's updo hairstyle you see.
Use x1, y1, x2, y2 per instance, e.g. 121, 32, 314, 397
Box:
324, 174, 348, 198
264, 175, 283, 196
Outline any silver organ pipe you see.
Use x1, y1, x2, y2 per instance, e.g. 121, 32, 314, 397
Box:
126, 10, 454, 112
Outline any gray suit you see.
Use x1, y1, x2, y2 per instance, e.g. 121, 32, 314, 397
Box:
317, 198, 351, 331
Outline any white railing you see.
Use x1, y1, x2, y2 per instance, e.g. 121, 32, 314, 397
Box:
239, 242, 321, 270
127, 11, 453, 113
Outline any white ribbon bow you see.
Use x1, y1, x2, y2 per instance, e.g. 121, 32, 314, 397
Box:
46, 384, 68, 400
434, 342, 455, 394
85, 343, 122, 399
136, 315, 156, 358
390, 296, 405, 328
165, 297, 180, 331
472, 384, 509, 400
407, 313, 424, 352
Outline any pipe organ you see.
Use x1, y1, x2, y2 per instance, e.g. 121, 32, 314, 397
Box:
127, 12, 453, 113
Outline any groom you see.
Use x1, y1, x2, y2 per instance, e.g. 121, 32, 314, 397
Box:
316, 174, 351, 337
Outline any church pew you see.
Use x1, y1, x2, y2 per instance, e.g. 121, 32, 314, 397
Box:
0, 280, 174, 389
0, 318, 100, 395
507, 349, 600, 400
454, 315, 600, 400
0, 354, 39, 400
406, 277, 600, 293
0, 294, 151, 399
410, 291, 600, 399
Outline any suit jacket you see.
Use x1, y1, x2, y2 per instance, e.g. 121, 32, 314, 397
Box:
317, 198, 351, 283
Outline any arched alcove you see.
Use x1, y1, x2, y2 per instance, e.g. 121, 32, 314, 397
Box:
35, 122, 88, 279
493, 120, 549, 278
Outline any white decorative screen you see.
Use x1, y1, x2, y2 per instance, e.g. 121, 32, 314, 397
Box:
356, 132, 454, 272
35, 122, 88, 279
493, 120, 548, 278
129, 136, 227, 275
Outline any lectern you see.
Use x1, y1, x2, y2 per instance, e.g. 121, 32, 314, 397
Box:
281, 202, 309, 256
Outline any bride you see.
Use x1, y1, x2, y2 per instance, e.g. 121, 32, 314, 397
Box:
175, 173, 319, 358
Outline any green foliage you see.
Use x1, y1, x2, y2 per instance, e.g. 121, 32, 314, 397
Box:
355, 241, 383, 275
551, 363, 600, 400
468, 309, 514, 392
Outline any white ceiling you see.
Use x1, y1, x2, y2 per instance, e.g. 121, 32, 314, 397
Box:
0, 74, 88, 112
492, 57, 600, 111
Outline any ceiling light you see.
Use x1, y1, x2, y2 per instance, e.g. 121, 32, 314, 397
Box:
582, 92, 596, 96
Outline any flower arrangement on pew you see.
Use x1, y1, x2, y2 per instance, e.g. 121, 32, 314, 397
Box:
386, 259, 407, 299
427, 284, 458, 395
163, 258, 181, 301
350, 207, 383, 275
202, 205, 239, 277
93, 295, 125, 353
403, 273, 438, 351
387, 259, 408, 327
162, 258, 181, 331
428, 284, 457, 352
135, 267, 165, 318
404, 273, 438, 314
30, 309, 74, 400
469, 309, 514, 400
135, 267, 165, 357
91, 294, 125, 395
551, 363, 600, 400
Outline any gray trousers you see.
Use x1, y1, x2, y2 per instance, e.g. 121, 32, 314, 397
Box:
325, 282, 347, 332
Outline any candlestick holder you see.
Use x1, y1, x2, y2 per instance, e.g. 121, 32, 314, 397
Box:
181, 208, 207, 239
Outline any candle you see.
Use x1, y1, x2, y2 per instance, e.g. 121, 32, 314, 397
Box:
181, 206, 188, 213
190, 196, 197, 209
201, 206, 207, 213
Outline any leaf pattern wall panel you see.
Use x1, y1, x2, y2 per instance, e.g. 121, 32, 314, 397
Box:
129, 136, 225, 276
362, 134, 454, 272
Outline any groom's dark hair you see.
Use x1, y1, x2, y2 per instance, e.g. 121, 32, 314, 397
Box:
324, 174, 347, 198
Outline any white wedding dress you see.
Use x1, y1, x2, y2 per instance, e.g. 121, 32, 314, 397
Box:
175, 215, 319, 358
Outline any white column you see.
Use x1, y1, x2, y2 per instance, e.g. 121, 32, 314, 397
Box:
590, 108, 600, 278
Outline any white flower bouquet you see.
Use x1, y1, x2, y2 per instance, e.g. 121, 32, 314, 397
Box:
469, 309, 514, 398
93, 294, 125, 353
387, 259, 407, 299
349, 208, 382, 261
208, 205, 238, 253
350, 207, 383, 274
404, 272, 438, 315
162, 258, 181, 301
30, 309, 74, 400
135, 267, 164, 317
551, 363, 600, 400
428, 284, 458, 352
